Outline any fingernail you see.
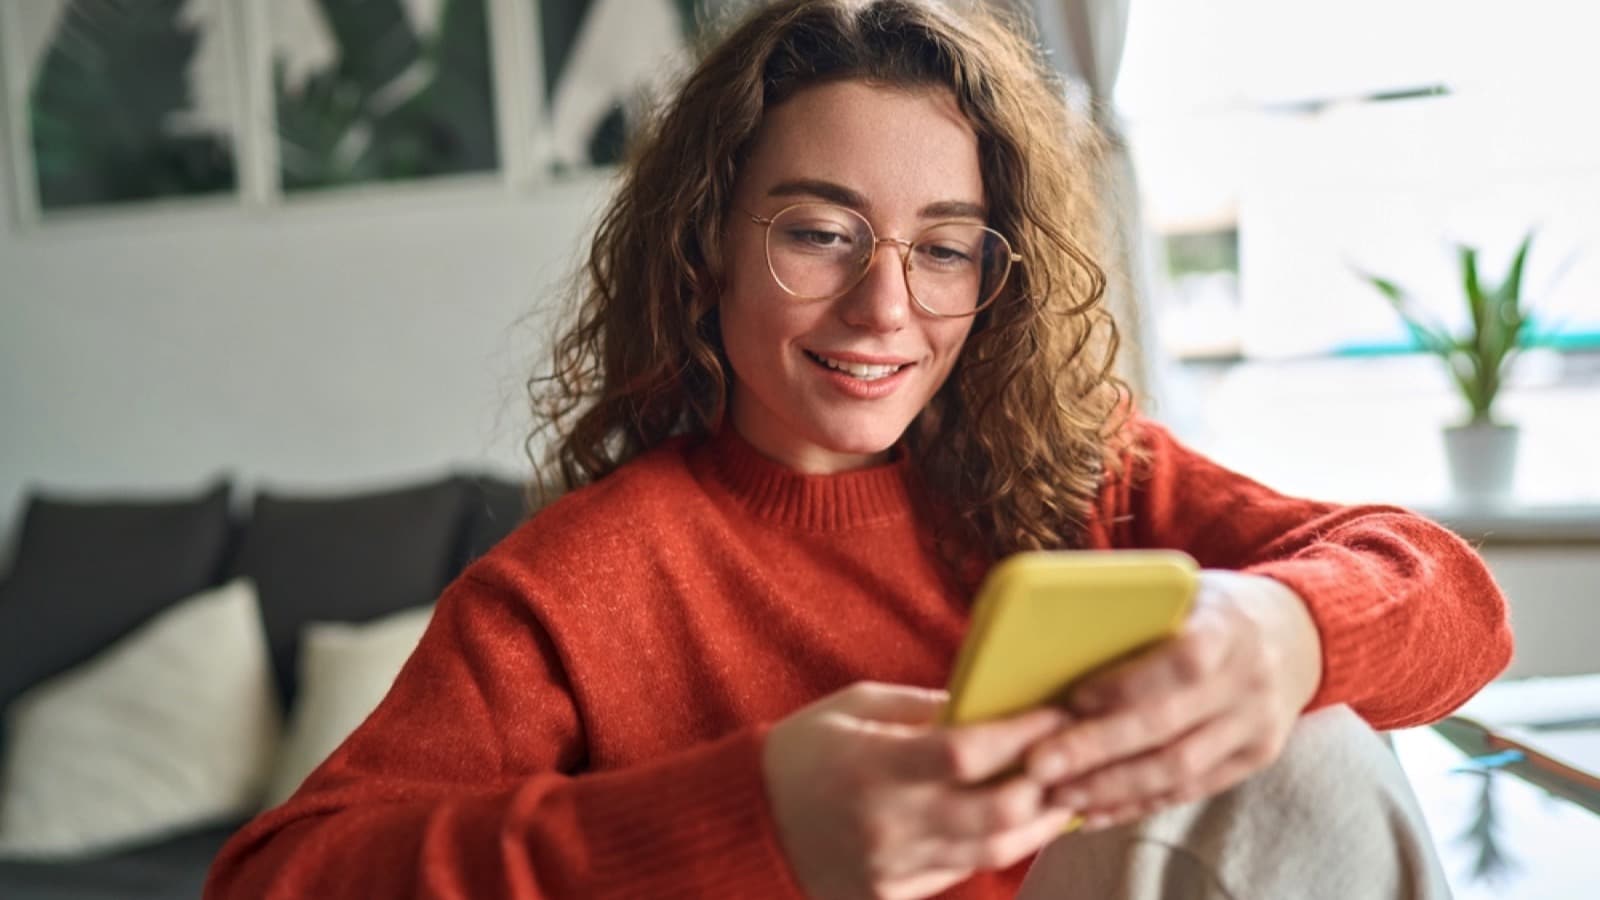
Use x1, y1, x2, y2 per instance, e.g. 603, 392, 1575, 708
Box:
1034, 707, 1069, 731
1082, 814, 1113, 831
1057, 789, 1087, 810
1032, 752, 1068, 781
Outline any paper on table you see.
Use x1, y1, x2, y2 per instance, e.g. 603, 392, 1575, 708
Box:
1498, 727, 1600, 780
1458, 674, 1600, 728
1440, 674, 1600, 810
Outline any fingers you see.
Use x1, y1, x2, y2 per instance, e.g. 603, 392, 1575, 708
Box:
891, 705, 1067, 784
1069, 604, 1232, 718
889, 768, 1066, 874
1169, 749, 1262, 806
1073, 747, 1265, 832
1027, 671, 1229, 785
927, 774, 1047, 839
1026, 612, 1237, 783
1077, 795, 1169, 832
770, 682, 1081, 900
1043, 709, 1251, 813
924, 805, 1080, 872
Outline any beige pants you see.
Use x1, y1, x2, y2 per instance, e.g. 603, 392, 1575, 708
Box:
1017, 706, 1452, 900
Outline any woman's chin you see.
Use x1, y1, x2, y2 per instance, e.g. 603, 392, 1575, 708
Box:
810, 425, 906, 465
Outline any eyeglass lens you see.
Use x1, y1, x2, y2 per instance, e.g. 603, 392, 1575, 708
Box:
765, 204, 1011, 315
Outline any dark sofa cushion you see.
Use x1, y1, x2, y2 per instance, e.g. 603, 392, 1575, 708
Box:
228, 477, 468, 705
0, 481, 232, 711
454, 474, 532, 571
0, 817, 244, 900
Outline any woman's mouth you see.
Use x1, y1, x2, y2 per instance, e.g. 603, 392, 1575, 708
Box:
803, 350, 911, 382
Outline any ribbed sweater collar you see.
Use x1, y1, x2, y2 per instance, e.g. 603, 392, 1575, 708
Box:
695, 424, 917, 530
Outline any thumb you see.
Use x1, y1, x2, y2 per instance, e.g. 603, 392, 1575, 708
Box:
888, 706, 1068, 785
827, 681, 951, 726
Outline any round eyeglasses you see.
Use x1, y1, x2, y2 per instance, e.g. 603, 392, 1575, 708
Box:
745, 203, 1020, 318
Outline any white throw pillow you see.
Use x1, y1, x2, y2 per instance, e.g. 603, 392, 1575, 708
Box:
263, 604, 434, 807
0, 578, 281, 859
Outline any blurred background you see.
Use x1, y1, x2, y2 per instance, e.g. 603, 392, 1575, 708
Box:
3, 0, 1599, 524
0, 1, 1597, 896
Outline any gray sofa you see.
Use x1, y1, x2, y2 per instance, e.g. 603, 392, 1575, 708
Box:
0, 472, 530, 900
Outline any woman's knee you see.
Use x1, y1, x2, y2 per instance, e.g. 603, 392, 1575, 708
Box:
1167, 704, 1448, 898
1251, 704, 1420, 827
1021, 706, 1448, 899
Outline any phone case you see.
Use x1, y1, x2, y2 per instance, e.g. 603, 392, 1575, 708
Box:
942, 550, 1199, 726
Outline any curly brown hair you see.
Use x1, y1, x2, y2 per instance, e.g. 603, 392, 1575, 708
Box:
528, 0, 1135, 560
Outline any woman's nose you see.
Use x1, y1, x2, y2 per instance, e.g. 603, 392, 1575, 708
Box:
839, 240, 915, 332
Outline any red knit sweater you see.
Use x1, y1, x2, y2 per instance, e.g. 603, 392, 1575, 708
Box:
205, 420, 1512, 899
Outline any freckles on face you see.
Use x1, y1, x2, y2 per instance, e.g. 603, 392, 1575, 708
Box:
719, 80, 986, 474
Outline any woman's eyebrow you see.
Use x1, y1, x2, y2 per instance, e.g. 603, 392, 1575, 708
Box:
768, 178, 868, 209
919, 200, 986, 220
766, 178, 986, 219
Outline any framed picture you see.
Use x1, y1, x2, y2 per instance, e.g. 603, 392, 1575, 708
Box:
268, 0, 501, 193
535, 0, 720, 171
0, 0, 734, 223
2, 0, 241, 216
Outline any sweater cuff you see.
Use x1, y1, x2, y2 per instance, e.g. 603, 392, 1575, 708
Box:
1243, 557, 1374, 712
564, 725, 808, 898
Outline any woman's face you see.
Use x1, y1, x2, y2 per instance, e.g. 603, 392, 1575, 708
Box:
721, 80, 984, 474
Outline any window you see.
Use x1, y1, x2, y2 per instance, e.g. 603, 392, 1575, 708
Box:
1118, 0, 1600, 362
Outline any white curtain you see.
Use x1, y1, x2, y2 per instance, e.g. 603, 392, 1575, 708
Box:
1028, 0, 1165, 405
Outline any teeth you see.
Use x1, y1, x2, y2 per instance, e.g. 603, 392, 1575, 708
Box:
811, 352, 906, 380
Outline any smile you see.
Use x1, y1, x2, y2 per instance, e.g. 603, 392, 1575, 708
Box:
804, 351, 911, 381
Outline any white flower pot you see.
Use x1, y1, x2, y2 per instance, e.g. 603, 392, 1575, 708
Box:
1442, 422, 1520, 503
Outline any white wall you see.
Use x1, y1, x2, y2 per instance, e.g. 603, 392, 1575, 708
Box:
0, 124, 614, 558
1485, 547, 1600, 679
3, 78, 1594, 682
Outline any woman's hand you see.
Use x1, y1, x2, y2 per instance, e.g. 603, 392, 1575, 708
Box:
1023, 571, 1324, 830
763, 682, 1079, 900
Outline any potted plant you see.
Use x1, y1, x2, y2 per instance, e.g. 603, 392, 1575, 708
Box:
1360, 233, 1537, 503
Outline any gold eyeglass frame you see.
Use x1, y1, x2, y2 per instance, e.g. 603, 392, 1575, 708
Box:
744, 202, 1021, 319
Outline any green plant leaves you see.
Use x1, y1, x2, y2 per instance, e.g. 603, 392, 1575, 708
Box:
1360, 273, 1455, 356
274, 0, 497, 191
1359, 231, 1540, 424
29, 0, 236, 209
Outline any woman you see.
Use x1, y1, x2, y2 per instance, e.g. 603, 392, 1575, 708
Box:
207, 1, 1511, 897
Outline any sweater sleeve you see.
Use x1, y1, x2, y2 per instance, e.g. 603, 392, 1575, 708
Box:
1100, 418, 1513, 730
204, 569, 807, 899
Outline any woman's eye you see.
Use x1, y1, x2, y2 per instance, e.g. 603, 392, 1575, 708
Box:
786, 228, 851, 248
921, 243, 974, 264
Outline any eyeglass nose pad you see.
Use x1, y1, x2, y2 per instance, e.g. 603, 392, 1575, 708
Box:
857, 238, 916, 288
866, 237, 915, 269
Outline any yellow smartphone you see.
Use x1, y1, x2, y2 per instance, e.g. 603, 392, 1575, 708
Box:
942, 550, 1199, 726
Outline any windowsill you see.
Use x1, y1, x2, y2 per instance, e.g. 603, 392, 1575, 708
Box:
1420, 504, 1600, 545
1160, 353, 1600, 543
